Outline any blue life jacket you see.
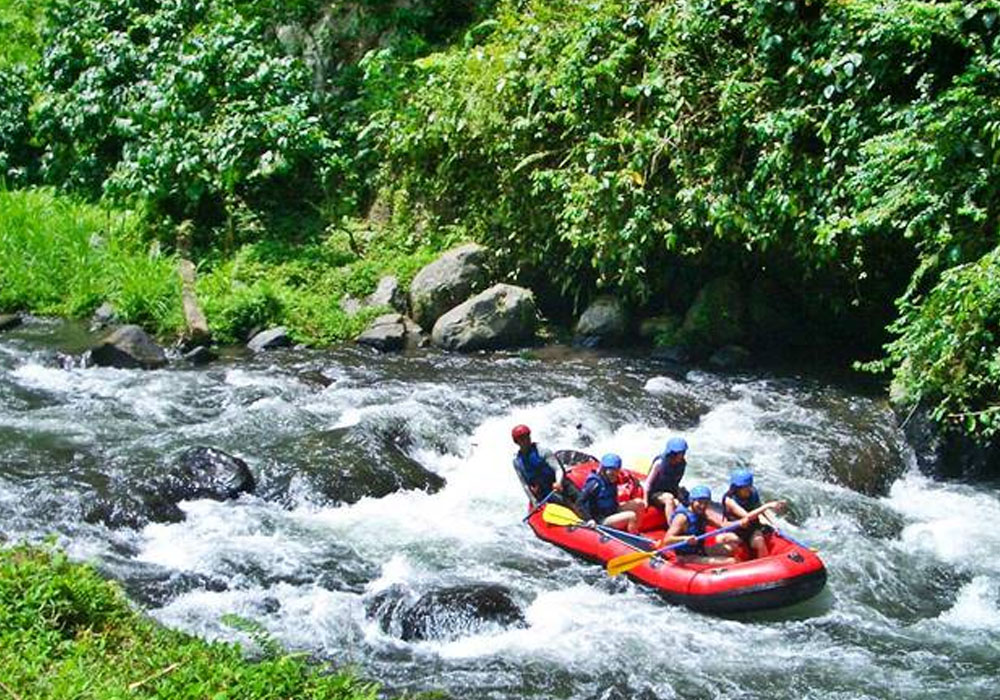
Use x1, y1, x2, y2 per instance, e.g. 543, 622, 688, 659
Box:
722, 486, 761, 519
513, 445, 557, 497
647, 452, 686, 495
669, 504, 706, 554
581, 470, 619, 520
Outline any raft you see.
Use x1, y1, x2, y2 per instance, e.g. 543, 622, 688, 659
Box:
525, 455, 827, 613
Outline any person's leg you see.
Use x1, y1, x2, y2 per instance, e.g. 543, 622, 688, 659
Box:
706, 532, 741, 556
601, 510, 638, 533
750, 529, 768, 559
653, 493, 677, 522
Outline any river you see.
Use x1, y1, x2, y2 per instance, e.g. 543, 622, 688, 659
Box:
1, 318, 998, 699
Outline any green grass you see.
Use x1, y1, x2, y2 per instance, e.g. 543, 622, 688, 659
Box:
0, 543, 384, 699
0, 187, 185, 335
0, 186, 454, 345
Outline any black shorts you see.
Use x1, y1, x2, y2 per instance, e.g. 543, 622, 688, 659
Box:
737, 523, 772, 544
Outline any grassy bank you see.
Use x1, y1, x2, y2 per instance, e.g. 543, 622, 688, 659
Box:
0, 187, 453, 345
0, 543, 383, 699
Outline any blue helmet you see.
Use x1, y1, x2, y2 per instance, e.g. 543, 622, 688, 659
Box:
600, 453, 623, 470
688, 485, 712, 501
665, 437, 688, 455
730, 468, 753, 488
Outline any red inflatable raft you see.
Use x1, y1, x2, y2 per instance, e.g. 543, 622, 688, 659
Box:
525, 454, 827, 613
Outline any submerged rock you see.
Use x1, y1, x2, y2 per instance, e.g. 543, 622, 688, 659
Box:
82, 447, 255, 529
0, 313, 23, 332
367, 584, 525, 642
261, 425, 445, 507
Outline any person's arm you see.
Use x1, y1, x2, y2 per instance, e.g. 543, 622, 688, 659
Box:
577, 481, 597, 524
657, 513, 696, 548
743, 500, 786, 525
642, 459, 662, 505
539, 448, 564, 491
756, 500, 787, 527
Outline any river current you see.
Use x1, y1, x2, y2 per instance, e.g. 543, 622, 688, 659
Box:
1, 318, 998, 699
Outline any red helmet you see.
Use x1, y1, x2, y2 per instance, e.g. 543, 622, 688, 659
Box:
511, 424, 531, 442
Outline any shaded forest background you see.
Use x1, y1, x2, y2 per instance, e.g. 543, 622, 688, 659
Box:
1, 0, 998, 441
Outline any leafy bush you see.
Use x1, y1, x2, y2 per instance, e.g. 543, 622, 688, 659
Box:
32, 0, 341, 244
875, 245, 1000, 438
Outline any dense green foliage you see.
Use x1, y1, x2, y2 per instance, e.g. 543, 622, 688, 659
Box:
369, 0, 1000, 435
0, 543, 381, 699
0, 0, 998, 437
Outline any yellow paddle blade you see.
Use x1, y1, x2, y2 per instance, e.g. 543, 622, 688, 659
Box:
541, 503, 583, 527
606, 549, 657, 578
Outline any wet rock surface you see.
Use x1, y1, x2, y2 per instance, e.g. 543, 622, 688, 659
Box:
367, 583, 526, 641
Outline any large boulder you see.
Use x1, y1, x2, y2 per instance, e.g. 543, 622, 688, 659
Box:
89, 325, 167, 369
409, 243, 489, 330
680, 276, 746, 350
431, 284, 536, 352
575, 295, 628, 344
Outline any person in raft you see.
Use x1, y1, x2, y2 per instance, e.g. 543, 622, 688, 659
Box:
656, 485, 742, 563
643, 436, 690, 523
511, 424, 578, 508
720, 468, 787, 559
578, 453, 646, 534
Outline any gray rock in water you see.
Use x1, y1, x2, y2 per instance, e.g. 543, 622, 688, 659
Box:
161, 446, 257, 502
409, 243, 489, 330
89, 325, 167, 369
247, 326, 291, 352
367, 275, 406, 313
574, 295, 628, 346
357, 313, 407, 352
183, 345, 218, 365
431, 284, 536, 352
0, 314, 22, 332
90, 302, 117, 331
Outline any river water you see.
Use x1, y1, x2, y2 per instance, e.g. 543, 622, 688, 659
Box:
1, 318, 998, 699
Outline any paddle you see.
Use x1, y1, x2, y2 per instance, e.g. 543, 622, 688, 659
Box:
758, 513, 816, 551
541, 504, 655, 550
522, 488, 558, 522
606, 521, 744, 577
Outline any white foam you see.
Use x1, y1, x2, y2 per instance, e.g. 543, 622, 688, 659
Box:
886, 470, 1000, 574
937, 576, 1000, 631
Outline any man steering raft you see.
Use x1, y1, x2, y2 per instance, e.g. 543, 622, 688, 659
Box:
511, 424, 579, 509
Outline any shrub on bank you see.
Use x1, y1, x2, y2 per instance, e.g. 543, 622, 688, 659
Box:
0, 543, 381, 699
